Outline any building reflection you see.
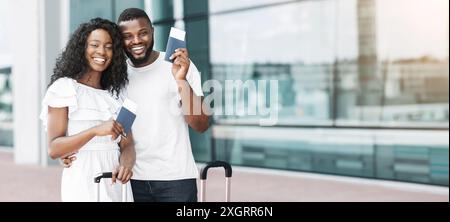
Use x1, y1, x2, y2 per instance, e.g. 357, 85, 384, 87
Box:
212, 57, 449, 125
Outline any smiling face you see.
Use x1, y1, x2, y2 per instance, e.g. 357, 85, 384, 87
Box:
119, 17, 154, 66
85, 29, 113, 72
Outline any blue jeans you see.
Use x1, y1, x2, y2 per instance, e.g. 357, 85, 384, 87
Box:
130, 179, 198, 202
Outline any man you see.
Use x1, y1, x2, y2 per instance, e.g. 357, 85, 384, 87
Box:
64, 8, 210, 202
117, 8, 209, 202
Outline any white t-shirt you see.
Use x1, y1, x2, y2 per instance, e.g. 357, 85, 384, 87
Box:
125, 51, 204, 181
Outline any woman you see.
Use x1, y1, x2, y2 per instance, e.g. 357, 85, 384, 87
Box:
39, 18, 135, 202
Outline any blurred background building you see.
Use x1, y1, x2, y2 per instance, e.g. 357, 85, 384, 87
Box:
0, 0, 448, 186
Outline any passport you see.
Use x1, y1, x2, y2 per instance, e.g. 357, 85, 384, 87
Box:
164, 27, 186, 63
116, 98, 137, 137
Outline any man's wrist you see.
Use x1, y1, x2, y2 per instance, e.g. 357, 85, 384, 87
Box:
119, 156, 135, 169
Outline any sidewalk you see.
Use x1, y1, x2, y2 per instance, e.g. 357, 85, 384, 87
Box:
0, 150, 448, 202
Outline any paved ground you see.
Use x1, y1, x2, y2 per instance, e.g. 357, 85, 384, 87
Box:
0, 150, 448, 202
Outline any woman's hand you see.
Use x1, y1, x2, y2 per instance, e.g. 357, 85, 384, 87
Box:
93, 120, 125, 140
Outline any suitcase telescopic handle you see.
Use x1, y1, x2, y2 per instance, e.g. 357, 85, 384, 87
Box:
199, 161, 232, 202
200, 161, 232, 180
94, 172, 127, 202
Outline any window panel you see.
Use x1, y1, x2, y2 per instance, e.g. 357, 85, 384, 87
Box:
210, 1, 336, 125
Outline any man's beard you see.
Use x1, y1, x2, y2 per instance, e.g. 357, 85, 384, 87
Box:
125, 40, 154, 67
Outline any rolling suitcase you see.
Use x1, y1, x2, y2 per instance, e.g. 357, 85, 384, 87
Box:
199, 161, 233, 202
94, 172, 128, 202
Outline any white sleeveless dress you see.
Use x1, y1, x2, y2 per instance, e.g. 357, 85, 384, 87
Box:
40, 77, 133, 202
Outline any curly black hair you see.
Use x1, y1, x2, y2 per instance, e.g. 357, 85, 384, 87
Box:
50, 17, 128, 97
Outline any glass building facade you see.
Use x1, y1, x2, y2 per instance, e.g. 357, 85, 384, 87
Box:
1, 0, 448, 186
0, 65, 12, 147
178, 0, 449, 186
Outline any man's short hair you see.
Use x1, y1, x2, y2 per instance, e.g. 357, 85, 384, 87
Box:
118, 8, 152, 26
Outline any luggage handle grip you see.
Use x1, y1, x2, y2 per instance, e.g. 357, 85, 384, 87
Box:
94, 172, 115, 183
200, 161, 232, 180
